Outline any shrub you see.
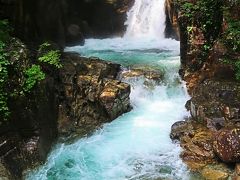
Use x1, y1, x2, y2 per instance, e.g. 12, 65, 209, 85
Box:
38, 42, 62, 68
23, 65, 46, 93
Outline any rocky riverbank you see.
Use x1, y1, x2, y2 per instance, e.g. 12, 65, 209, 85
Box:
0, 44, 131, 179
167, 0, 240, 179
0, 1, 136, 178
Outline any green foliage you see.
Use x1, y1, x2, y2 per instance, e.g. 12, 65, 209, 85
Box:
234, 60, 240, 80
0, 20, 63, 122
0, 20, 11, 42
38, 42, 62, 68
222, 6, 240, 53
0, 41, 10, 121
180, 0, 223, 42
0, 20, 11, 121
23, 65, 45, 93
220, 1, 240, 80
181, 2, 195, 19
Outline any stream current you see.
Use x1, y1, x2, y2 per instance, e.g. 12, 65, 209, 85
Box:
27, 0, 192, 179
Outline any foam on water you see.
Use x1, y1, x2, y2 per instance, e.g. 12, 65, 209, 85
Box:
26, 75, 190, 180
27, 38, 191, 179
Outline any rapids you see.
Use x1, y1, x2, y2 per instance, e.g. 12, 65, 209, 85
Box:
26, 0, 192, 179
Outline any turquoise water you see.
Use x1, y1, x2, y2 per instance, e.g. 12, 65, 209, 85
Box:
26, 37, 191, 180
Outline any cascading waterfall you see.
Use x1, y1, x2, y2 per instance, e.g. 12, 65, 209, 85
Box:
124, 0, 166, 38
26, 0, 193, 179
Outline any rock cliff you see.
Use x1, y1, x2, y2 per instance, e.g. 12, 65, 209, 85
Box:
167, 0, 240, 178
0, 45, 131, 179
0, 0, 134, 47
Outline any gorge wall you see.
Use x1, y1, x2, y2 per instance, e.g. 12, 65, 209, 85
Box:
166, 0, 240, 178
0, 0, 134, 47
0, 1, 134, 178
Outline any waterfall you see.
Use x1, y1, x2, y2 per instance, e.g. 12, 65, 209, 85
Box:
124, 0, 166, 39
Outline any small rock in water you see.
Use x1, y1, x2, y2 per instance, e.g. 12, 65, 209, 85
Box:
201, 164, 231, 180
122, 67, 164, 83
65, 159, 75, 168
170, 121, 194, 140
159, 165, 172, 174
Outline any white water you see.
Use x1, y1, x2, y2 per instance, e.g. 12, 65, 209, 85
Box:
27, 0, 192, 179
125, 0, 166, 38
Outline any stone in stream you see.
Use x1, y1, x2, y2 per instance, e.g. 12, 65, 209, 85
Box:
58, 53, 132, 135
121, 66, 164, 81
121, 67, 164, 90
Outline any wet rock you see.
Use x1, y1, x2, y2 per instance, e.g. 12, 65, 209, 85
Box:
189, 80, 240, 126
235, 164, 240, 176
206, 117, 226, 131
122, 68, 164, 83
66, 24, 85, 46
180, 129, 215, 164
213, 127, 240, 162
232, 164, 240, 180
59, 53, 131, 135
170, 121, 194, 140
164, 0, 180, 40
184, 161, 206, 171
0, 162, 12, 180
201, 165, 230, 180
171, 120, 217, 171
100, 80, 131, 120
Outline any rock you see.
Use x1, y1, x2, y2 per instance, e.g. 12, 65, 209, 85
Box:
170, 121, 194, 140
180, 129, 215, 164
59, 53, 131, 135
232, 164, 240, 180
100, 80, 131, 120
66, 24, 85, 46
213, 127, 240, 162
171, 120, 217, 170
201, 165, 230, 180
207, 118, 226, 131
122, 68, 164, 82
164, 0, 180, 40
235, 164, 240, 176
0, 162, 12, 180
189, 80, 240, 125
184, 161, 206, 171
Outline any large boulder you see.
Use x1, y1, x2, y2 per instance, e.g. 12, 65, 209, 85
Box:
58, 53, 132, 135
213, 127, 240, 163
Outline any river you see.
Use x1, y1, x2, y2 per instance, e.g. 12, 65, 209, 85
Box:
26, 0, 191, 179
